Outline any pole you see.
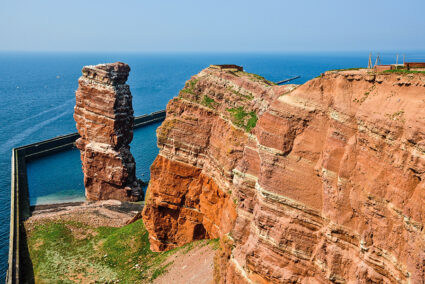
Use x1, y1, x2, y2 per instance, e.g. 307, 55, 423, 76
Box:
396, 54, 399, 70
374, 54, 380, 67
368, 53, 372, 69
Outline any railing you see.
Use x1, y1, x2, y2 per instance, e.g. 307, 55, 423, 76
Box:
6, 110, 166, 283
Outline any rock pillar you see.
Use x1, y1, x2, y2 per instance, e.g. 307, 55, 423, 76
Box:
74, 62, 142, 201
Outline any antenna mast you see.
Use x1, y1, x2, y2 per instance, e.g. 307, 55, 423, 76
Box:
396, 54, 399, 69
368, 53, 373, 69
374, 53, 381, 66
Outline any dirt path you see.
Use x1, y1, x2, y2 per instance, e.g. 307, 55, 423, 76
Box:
153, 243, 215, 284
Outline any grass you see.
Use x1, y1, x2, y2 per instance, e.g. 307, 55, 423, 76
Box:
226, 107, 258, 132
181, 78, 199, 95
385, 110, 405, 121
207, 238, 220, 250
27, 219, 217, 283
201, 95, 219, 109
157, 119, 177, 143
235, 71, 275, 85
383, 69, 425, 74
151, 262, 173, 280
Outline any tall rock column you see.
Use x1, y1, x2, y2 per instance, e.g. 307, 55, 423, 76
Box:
74, 62, 142, 201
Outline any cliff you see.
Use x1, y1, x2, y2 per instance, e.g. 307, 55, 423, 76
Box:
143, 66, 425, 283
74, 62, 142, 201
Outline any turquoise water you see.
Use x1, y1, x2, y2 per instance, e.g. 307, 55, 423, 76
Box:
26, 149, 85, 205
26, 122, 162, 205
0, 51, 416, 279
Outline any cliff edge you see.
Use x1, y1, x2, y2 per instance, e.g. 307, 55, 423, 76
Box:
143, 66, 425, 283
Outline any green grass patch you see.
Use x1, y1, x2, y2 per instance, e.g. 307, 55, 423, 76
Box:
383, 69, 425, 74
151, 262, 173, 280
227, 107, 258, 132
181, 78, 199, 95
28, 222, 119, 283
27, 219, 216, 283
206, 238, 220, 250
201, 95, 219, 109
235, 71, 275, 85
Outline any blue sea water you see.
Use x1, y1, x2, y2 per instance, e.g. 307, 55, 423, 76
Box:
0, 51, 415, 280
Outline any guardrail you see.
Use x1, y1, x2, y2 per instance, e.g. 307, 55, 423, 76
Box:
6, 110, 166, 283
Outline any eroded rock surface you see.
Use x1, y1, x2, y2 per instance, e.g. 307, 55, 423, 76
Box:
74, 62, 142, 201
143, 66, 425, 283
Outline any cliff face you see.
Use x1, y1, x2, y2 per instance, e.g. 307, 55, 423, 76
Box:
143, 66, 425, 283
142, 65, 292, 250
74, 62, 142, 201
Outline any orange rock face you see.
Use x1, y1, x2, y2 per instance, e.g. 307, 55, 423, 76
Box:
74, 62, 142, 201
143, 66, 425, 283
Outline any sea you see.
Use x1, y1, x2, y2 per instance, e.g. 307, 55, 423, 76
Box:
0, 51, 416, 280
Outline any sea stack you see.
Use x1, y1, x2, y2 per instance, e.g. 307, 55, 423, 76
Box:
74, 62, 142, 201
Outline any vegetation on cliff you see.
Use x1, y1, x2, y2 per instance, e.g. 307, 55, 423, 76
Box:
227, 106, 258, 132
181, 78, 199, 95
201, 95, 219, 109
383, 69, 425, 74
235, 70, 276, 86
27, 219, 218, 283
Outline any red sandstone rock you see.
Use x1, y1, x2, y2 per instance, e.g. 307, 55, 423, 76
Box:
74, 62, 142, 201
143, 66, 425, 283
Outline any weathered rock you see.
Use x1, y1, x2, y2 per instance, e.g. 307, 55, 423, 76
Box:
74, 62, 142, 201
143, 66, 425, 283
142, 65, 286, 251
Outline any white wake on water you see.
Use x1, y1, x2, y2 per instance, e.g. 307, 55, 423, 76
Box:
0, 98, 74, 133
1, 110, 70, 154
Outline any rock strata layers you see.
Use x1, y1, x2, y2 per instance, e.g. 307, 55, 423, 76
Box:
74, 62, 142, 201
143, 66, 425, 283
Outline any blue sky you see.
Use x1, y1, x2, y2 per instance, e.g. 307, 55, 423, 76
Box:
1, 0, 424, 52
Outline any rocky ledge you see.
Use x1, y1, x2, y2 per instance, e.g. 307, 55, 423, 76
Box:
74, 62, 142, 201
142, 66, 425, 283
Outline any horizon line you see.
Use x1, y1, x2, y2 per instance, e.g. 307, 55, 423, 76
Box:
1, 49, 425, 54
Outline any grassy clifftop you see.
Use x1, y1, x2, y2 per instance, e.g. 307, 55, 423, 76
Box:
27, 219, 218, 283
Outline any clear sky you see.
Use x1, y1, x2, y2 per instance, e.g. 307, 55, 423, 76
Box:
1, 0, 424, 52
